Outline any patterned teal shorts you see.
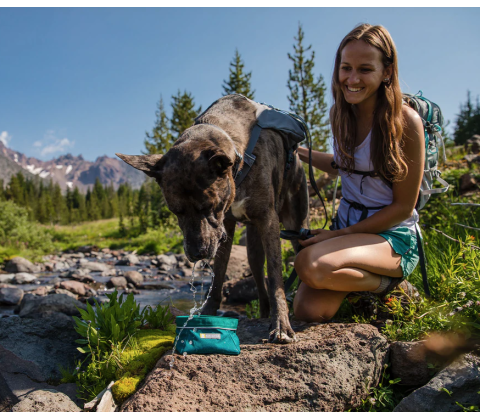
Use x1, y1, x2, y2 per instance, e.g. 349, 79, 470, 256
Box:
377, 227, 419, 278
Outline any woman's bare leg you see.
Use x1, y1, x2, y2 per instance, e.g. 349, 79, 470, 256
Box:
293, 233, 403, 322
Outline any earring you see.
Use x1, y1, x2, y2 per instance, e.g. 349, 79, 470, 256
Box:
384, 78, 390, 83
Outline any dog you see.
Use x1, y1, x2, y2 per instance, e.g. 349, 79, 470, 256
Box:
117, 94, 309, 343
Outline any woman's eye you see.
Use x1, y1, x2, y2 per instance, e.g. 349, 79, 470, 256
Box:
341, 66, 351, 71
360, 68, 372, 73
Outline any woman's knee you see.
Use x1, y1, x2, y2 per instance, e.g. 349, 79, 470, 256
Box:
294, 248, 335, 288
293, 301, 335, 323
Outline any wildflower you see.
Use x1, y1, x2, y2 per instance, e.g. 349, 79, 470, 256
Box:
396, 329, 402, 334
455, 307, 463, 313
476, 301, 480, 306
75, 367, 80, 371
459, 292, 466, 299
369, 398, 376, 406
464, 301, 474, 308
384, 363, 388, 369
386, 319, 393, 325
448, 312, 455, 317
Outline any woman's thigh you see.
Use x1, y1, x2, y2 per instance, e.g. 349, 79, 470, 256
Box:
295, 233, 403, 279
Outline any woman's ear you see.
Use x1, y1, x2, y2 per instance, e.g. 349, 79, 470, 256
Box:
384, 64, 393, 81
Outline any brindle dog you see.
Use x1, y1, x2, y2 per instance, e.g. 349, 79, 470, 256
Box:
117, 94, 309, 343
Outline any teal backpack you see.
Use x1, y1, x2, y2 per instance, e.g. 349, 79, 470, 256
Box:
403, 91, 449, 210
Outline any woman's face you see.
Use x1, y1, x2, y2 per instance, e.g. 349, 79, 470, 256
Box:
338, 39, 392, 109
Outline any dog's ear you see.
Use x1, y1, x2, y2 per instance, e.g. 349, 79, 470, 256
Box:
204, 148, 233, 176
116, 153, 163, 178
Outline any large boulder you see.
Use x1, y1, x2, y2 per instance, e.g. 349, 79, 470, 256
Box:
0, 287, 24, 306
18, 294, 86, 318
121, 321, 388, 412
0, 312, 82, 381
394, 353, 480, 412
12, 389, 81, 412
124, 271, 144, 287
5, 257, 38, 274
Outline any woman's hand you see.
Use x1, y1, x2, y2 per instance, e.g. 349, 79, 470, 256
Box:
298, 229, 339, 247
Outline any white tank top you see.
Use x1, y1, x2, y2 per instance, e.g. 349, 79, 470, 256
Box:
333, 131, 419, 232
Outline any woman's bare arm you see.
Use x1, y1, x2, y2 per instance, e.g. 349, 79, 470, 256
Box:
297, 147, 338, 175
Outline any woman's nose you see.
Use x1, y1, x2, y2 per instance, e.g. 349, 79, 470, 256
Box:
348, 71, 360, 84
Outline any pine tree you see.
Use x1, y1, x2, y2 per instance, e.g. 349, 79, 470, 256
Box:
170, 90, 202, 138
222, 49, 255, 99
287, 23, 330, 152
454, 91, 480, 145
144, 96, 174, 155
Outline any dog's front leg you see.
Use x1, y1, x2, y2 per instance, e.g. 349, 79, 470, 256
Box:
201, 218, 236, 316
257, 214, 296, 344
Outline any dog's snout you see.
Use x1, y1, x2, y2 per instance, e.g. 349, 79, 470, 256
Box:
191, 247, 209, 262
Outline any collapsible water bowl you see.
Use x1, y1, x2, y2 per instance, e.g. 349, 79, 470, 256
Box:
175, 315, 241, 355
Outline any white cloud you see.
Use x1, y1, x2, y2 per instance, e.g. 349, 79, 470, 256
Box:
34, 130, 75, 157
0, 131, 11, 147
40, 138, 75, 156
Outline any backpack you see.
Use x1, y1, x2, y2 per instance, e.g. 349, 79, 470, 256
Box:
403, 91, 449, 210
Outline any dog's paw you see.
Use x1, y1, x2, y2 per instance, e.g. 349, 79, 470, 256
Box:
268, 327, 297, 344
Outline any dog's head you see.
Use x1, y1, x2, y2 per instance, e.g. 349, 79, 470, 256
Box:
117, 126, 237, 262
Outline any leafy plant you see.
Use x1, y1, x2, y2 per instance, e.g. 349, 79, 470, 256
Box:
354, 364, 402, 412
143, 304, 175, 330
73, 290, 146, 356
246, 299, 260, 319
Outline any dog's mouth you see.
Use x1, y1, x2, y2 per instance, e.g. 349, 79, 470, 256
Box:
184, 231, 227, 263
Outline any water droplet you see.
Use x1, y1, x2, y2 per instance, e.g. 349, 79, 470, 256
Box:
183, 352, 187, 356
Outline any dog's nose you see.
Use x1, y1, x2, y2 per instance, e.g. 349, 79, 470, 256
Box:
191, 247, 209, 261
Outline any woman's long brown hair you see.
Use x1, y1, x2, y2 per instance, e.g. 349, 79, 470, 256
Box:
330, 24, 407, 182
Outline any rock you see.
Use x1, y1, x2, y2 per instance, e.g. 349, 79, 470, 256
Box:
116, 254, 140, 266
48, 277, 63, 285
394, 353, 480, 412
223, 276, 258, 304
76, 245, 95, 253
124, 271, 144, 287
18, 294, 86, 318
58, 280, 90, 296
4, 257, 38, 274
464, 154, 480, 165
78, 261, 111, 272
180, 267, 193, 278
465, 134, 480, 154
53, 289, 78, 299
54, 261, 69, 271
96, 381, 117, 412
101, 269, 118, 277
390, 341, 430, 386
0, 287, 24, 306
121, 321, 388, 412
31, 286, 49, 296
12, 272, 37, 284
0, 312, 83, 381
0, 371, 19, 412
225, 245, 249, 281
156, 254, 178, 266
0, 274, 15, 283
106, 276, 128, 289
460, 173, 477, 193
137, 282, 175, 290
12, 389, 81, 412
67, 252, 85, 259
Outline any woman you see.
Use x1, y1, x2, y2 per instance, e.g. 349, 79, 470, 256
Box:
294, 23, 424, 322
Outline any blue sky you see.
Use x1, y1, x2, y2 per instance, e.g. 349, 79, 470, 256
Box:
1, 7, 479, 161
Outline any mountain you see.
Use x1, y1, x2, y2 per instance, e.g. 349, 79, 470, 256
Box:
0, 143, 145, 192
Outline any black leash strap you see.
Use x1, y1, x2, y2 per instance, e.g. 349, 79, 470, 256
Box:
415, 224, 431, 298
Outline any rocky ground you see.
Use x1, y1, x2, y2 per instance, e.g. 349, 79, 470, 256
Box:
1, 244, 479, 412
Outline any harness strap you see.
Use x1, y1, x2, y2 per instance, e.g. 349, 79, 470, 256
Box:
342, 197, 387, 227
234, 124, 262, 187
331, 160, 393, 189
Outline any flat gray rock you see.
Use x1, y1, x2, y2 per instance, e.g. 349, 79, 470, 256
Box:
18, 293, 86, 318
12, 389, 81, 412
394, 353, 480, 412
13, 273, 37, 284
124, 270, 144, 286
0, 287, 24, 306
78, 261, 111, 272
5, 257, 38, 274
0, 274, 15, 283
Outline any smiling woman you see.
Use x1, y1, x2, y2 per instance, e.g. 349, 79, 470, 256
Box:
294, 23, 425, 322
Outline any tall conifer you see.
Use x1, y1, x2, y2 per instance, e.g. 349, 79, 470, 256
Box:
287, 23, 330, 152
170, 90, 202, 138
144, 96, 174, 155
222, 49, 255, 99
